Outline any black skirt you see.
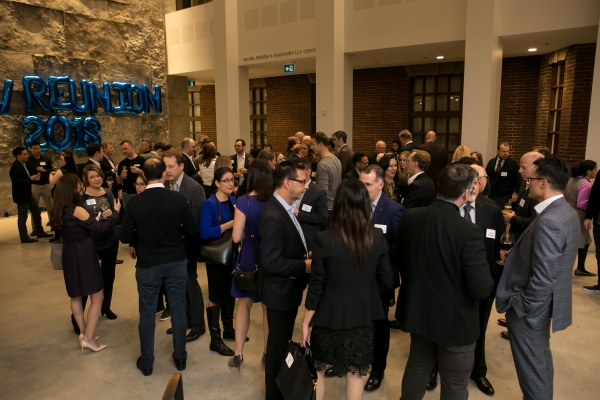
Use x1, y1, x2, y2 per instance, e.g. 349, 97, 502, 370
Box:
205, 263, 234, 304
310, 325, 374, 377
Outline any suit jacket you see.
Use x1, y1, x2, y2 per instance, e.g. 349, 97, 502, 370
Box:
296, 182, 329, 251
336, 145, 354, 177
177, 174, 207, 226
419, 141, 447, 185
9, 160, 34, 204
396, 199, 493, 346
400, 142, 420, 153
485, 156, 521, 198
496, 197, 579, 332
258, 196, 309, 311
585, 177, 600, 222
305, 229, 393, 329
230, 152, 250, 172
100, 156, 119, 197
182, 154, 197, 177
372, 194, 405, 288
402, 173, 436, 209
343, 168, 360, 180
472, 199, 503, 275
368, 153, 382, 165
509, 187, 539, 241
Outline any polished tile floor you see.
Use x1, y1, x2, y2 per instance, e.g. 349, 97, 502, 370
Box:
0, 213, 598, 399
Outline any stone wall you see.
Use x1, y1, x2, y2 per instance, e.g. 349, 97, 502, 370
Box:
0, 0, 186, 214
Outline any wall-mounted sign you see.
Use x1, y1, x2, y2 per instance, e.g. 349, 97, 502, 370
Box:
0, 76, 163, 151
242, 47, 316, 62
284, 64, 295, 73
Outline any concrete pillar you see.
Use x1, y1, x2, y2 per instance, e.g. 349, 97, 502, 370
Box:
315, 0, 353, 146
213, 0, 250, 151
585, 16, 600, 160
461, 0, 503, 161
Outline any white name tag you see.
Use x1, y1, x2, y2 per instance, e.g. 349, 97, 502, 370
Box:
374, 224, 387, 234
486, 229, 496, 239
285, 352, 294, 368
302, 204, 312, 212
311, 172, 316, 178
134, 164, 140, 167
501, 172, 508, 177
40, 162, 46, 166
86, 199, 97, 205
519, 198, 525, 208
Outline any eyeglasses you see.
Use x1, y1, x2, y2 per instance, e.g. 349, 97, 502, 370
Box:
134, 182, 147, 187
289, 178, 307, 185
220, 179, 235, 183
526, 177, 546, 184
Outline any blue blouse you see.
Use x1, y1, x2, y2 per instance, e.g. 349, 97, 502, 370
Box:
199, 194, 237, 239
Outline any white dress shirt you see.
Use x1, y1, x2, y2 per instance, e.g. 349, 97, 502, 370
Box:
534, 194, 564, 214
408, 171, 424, 184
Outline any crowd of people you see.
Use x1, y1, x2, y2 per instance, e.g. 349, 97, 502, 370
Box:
8, 129, 598, 400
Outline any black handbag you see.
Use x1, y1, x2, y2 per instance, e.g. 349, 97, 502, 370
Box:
198, 197, 235, 265
232, 195, 258, 291
276, 342, 318, 400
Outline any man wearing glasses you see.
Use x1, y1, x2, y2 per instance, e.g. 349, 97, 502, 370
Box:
496, 157, 579, 400
344, 152, 368, 180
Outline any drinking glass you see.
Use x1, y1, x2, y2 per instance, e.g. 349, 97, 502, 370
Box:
498, 232, 515, 265
503, 202, 512, 213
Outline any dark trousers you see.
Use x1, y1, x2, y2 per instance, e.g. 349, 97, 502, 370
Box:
17, 198, 43, 240
97, 240, 119, 311
185, 237, 204, 332
594, 224, 600, 284
158, 284, 168, 311
471, 270, 501, 378
372, 292, 391, 371
401, 334, 476, 400
136, 260, 188, 369
265, 308, 298, 400
506, 308, 553, 400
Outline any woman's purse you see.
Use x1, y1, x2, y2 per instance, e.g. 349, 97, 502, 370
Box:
232, 195, 258, 291
276, 342, 318, 400
50, 241, 63, 270
198, 197, 235, 265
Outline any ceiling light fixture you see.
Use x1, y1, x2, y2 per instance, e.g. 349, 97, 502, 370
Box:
528, 48, 537, 52
436, 56, 444, 59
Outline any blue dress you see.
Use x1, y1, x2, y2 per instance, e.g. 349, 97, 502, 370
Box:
231, 194, 266, 302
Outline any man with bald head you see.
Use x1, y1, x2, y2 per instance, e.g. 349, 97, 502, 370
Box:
399, 129, 420, 153
181, 138, 197, 177
295, 131, 305, 141
419, 131, 448, 186
368, 141, 388, 165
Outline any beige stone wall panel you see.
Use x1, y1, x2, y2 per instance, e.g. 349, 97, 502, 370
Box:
98, 61, 152, 85
32, 55, 101, 82
4, 0, 109, 19
0, 116, 25, 165
0, 51, 35, 91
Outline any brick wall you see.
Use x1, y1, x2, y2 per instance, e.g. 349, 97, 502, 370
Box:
199, 85, 217, 148
352, 66, 411, 155
533, 57, 552, 148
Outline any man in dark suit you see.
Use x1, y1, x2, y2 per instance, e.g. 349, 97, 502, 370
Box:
584, 176, 600, 293
231, 139, 250, 187
344, 152, 368, 180
419, 131, 448, 186
9, 146, 49, 243
181, 137, 198, 177
164, 150, 207, 342
101, 142, 119, 199
259, 161, 311, 400
332, 130, 354, 176
402, 150, 436, 209
397, 163, 494, 399
399, 129, 420, 153
368, 141, 387, 165
294, 158, 329, 251
497, 157, 579, 400
485, 142, 521, 208
25, 141, 54, 236
120, 158, 197, 376
359, 164, 404, 392
84, 143, 105, 174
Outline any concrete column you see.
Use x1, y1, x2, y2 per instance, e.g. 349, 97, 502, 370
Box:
213, 0, 250, 150
315, 0, 353, 146
585, 16, 600, 160
461, 0, 503, 161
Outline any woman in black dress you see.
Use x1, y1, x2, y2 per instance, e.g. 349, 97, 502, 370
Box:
300, 179, 393, 400
378, 154, 407, 204
49, 174, 120, 353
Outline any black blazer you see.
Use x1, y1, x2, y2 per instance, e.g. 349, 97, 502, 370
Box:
402, 173, 436, 209
485, 156, 521, 197
419, 141, 447, 185
296, 182, 329, 251
336, 145, 354, 177
230, 152, 250, 182
585, 177, 600, 222
182, 155, 197, 177
400, 142, 420, 153
395, 199, 494, 346
372, 194, 404, 288
343, 168, 360, 180
509, 187, 539, 241
100, 156, 119, 197
305, 229, 393, 329
9, 160, 34, 204
258, 195, 309, 311
368, 153, 380, 165
473, 199, 503, 275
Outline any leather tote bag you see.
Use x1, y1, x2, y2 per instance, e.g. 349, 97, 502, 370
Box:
198, 197, 235, 265
276, 342, 318, 400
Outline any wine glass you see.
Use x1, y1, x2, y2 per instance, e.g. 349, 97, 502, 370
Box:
97, 198, 110, 219
498, 232, 515, 265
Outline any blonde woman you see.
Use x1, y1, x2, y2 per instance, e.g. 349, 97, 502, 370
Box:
452, 145, 471, 163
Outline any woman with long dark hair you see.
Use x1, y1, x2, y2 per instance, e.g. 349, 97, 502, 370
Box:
566, 159, 598, 276
199, 142, 218, 198
199, 167, 237, 357
300, 179, 393, 400
379, 154, 407, 203
49, 154, 79, 185
228, 159, 273, 370
49, 174, 120, 353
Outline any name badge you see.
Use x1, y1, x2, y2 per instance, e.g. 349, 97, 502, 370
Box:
486, 229, 496, 239
519, 198, 525, 208
134, 164, 140, 167
86, 199, 97, 205
374, 224, 387, 234
40, 162, 46, 166
501, 172, 508, 177
311, 172, 316, 178
302, 204, 312, 212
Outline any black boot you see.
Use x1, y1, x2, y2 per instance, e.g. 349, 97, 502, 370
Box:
207, 305, 234, 356
221, 297, 249, 342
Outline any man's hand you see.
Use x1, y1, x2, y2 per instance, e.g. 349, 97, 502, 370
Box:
511, 193, 519, 203
129, 166, 141, 175
240, 168, 247, 174
584, 219, 593, 230
36, 166, 46, 172
129, 246, 137, 259
305, 259, 312, 273
503, 211, 515, 223
31, 174, 41, 181
119, 168, 128, 178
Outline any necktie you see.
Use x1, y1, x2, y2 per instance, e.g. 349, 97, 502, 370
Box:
22, 162, 30, 177
463, 204, 473, 223
496, 159, 503, 172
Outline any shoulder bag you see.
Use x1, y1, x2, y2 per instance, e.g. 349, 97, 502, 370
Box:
276, 341, 318, 400
51, 241, 63, 270
232, 195, 258, 291
198, 197, 235, 265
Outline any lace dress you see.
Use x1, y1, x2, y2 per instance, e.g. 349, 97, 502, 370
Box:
311, 325, 374, 377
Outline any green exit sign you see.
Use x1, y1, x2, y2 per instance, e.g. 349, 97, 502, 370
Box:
284, 63, 295, 73
188, 81, 195, 87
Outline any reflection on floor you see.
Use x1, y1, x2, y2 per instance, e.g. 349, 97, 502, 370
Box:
0, 213, 598, 399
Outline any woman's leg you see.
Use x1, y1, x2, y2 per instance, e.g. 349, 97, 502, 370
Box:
316, 371, 325, 400
262, 303, 269, 354
234, 297, 253, 355
345, 371, 364, 400
83, 290, 104, 347
71, 296, 86, 335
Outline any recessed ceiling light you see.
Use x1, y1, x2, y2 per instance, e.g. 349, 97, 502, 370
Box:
528, 48, 537, 52
436, 56, 444, 59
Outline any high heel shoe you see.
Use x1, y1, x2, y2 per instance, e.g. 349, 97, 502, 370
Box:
101, 309, 117, 320
79, 334, 100, 341
228, 354, 243, 371
80, 339, 107, 353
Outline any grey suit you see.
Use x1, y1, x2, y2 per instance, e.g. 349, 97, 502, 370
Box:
496, 197, 579, 400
